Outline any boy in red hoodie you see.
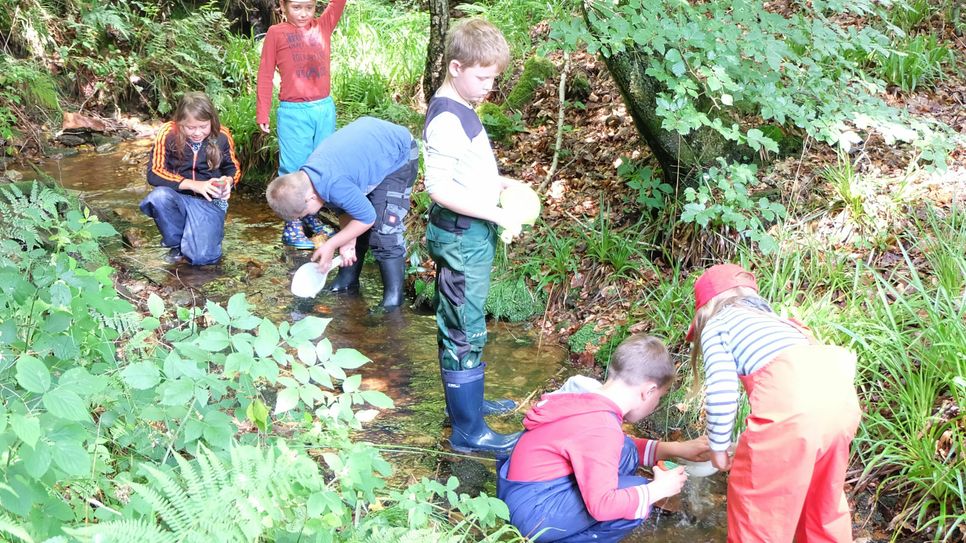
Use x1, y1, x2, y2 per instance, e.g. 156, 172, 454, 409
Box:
497, 334, 710, 542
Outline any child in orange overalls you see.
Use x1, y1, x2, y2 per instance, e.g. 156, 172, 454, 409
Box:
686, 263, 861, 542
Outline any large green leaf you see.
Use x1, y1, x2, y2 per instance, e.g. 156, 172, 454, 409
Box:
205, 300, 231, 326
254, 319, 279, 358
16, 355, 51, 393
331, 349, 369, 370
51, 440, 90, 476
274, 387, 300, 415
360, 390, 394, 409
342, 374, 362, 393
121, 361, 162, 390
43, 389, 90, 421
10, 414, 41, 448
147, 293, 165, 318
23, 439, 52, 478
226, 292, 249, 319
289, 316, 331, 342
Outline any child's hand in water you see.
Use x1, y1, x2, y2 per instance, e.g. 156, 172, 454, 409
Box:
648, 465, 688, 501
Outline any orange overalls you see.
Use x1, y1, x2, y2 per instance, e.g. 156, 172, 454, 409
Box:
727, 344, 861, 542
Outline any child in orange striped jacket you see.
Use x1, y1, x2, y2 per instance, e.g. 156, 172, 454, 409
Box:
140, 92, 241, 265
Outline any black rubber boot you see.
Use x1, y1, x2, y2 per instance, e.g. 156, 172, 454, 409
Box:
442, 365, 521, 454
328, 231, 369, 293
376, 256, 406, 309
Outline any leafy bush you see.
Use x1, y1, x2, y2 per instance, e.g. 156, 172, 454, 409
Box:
618, 159, 672, 212
550, 0, 953, 167
0, 56, 62, 153
886, 0, 933, 33
525, 224, 579, 289
580, 209, 645, 277
844, 211, 966, 541
215, 91, 279, 184
60, 2, 232, 114
0, 182, 518, 541
680, 160, 786, 254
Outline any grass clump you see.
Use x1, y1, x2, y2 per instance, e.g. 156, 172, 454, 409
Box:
485, 276, 544, 322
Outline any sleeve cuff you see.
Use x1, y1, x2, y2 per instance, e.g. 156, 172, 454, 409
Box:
634, 484, 651, 519
635, 438, 659, 467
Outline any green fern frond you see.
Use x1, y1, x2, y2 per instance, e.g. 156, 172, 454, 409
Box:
74, 443, 335, 541
67, 517, 177, 543
137, 463, 195, 534
0, 182, 67, 253
0, 511, 34, 543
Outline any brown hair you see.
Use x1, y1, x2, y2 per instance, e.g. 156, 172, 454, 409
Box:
172, 92, 223, 172
444, 18, 510, 72
607, 334, 675, 388
687, 287, 771, 397
266, 172, 312, 220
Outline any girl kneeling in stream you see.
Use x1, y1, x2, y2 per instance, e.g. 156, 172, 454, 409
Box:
687, 263, 860, 542
140, 92, 240, 265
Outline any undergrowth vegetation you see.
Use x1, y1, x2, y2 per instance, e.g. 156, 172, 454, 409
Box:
0, 181, 522, 541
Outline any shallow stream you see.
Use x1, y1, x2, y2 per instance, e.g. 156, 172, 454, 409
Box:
26, 141, 727, 541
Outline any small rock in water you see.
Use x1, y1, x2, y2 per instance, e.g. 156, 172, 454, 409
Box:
3, 169, 23, 182
122, 227, 148, 248
96, 142, 118, 153
355, 409, 380, 423
653, 494, 684, 514
43, 146, 80, 158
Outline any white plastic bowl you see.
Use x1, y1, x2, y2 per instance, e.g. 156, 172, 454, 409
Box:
290, 256, 341, 298
678, 459, 718, 478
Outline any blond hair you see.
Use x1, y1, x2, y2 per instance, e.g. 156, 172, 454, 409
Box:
687, 286, 771, 397
607, 334, 675, 388
266, 172, 311, 220
444, 18, 510, 72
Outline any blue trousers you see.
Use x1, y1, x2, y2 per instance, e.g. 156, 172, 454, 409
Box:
277, 97, 336, 175
139, 186, 226, 265
497, 437, 649, 542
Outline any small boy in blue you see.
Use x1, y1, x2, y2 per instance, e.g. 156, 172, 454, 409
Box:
265, 116, 418, 309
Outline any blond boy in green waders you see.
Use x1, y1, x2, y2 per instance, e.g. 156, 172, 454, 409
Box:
422, 18, 530, 453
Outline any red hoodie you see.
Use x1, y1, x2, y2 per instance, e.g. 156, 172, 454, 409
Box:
506, 392, 660, 521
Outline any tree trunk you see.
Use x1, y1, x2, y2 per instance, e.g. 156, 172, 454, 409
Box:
423, 0, 449, 101
583, 2, 750, 185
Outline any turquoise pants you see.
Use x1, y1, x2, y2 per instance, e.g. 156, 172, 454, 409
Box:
276, 97, 336, 175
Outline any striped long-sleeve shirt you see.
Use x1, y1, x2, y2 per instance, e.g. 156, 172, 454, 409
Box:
701, 301, 809, 451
